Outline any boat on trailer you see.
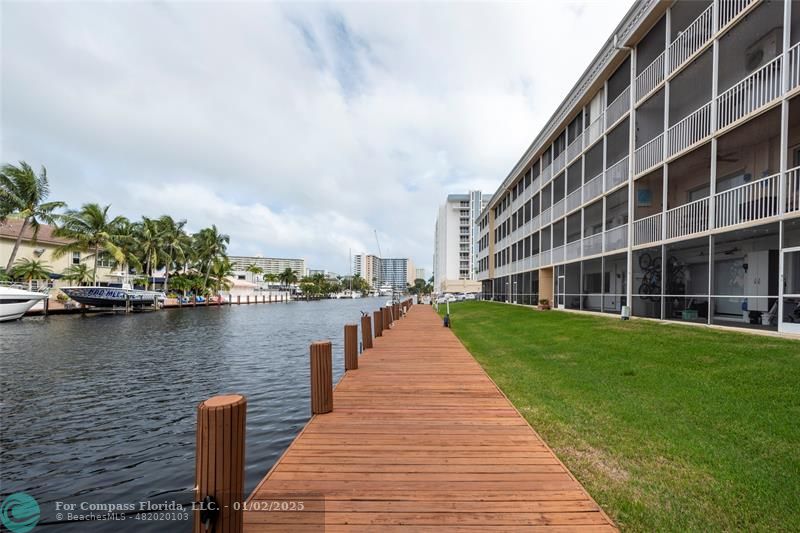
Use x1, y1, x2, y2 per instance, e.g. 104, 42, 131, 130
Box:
0, 283, 49, 322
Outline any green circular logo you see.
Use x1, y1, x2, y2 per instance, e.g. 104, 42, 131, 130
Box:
0, 492, 40, 533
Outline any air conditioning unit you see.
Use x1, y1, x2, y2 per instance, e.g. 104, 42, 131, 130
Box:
745, 27, 781, 72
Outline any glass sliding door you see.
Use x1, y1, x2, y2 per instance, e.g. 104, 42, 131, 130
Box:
780, 248, 800, 334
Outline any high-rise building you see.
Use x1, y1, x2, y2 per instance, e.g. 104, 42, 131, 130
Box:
433, 191, 490, 294
477, 0, 800, 335
229, 256, 306, 277
415, 268, 426, 281
353, 253, 415, 290
353, 253, 381, 288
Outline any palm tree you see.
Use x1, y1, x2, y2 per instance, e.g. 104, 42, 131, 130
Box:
193, 225, 229, 293
11, 258, 53, 290
61, 263, 94, 286
0, 162, 66, 271
158, 215, 189, 293
133, 217, 166, 290
246, 264, 264, 285
278, 267, 298, 288
109, 217, 142, 280
209, 256, 234, 293
53, 203, 126, 286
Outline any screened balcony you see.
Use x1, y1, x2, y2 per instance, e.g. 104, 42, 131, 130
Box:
666, 145, 711, 239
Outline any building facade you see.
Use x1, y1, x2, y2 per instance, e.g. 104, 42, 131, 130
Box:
353, 253, 381, 288
433, 191, 490, 294
229, 256, 306, 278
353, 253, 414, 290
415, 267, 427, 281
478, 0, 800, 335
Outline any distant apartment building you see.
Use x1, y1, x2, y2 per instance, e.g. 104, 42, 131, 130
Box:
415, 267, 427, 281
433, 191, 490, 294
477, 0, 800, 335
229, 256, 306, 280
353, 253, 415, 290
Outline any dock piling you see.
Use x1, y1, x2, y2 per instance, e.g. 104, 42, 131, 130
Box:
310, 341, 333, 414
374, 309, 383, 337
194, 394, 246, 533
360, 314, 373, 349
344, 324, 358, 371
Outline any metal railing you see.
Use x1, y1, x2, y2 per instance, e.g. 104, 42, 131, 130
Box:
583, 172, 604, 202
553, 151, 566, 174
634, 134, 664, 175
540, 206, 552, 225
666, 197, 709, 239
582, 233, 603, 256
541, 163, 553, 182
790, 42, 800, 92
718, 0, 757, 31
668, 4, 713, 74
567, 132, 584, 162
566, 188, 582, 212
551, 245, 565, 264
604, 224, 628, 251
636, 52, 665, 102
606, 86, 631, 128
717, 55, 782, 130
667, 101, 712, 157
715, 173, 780, 229
540, 249, 552, 266
587, 114, 604, 146
605, 156, 629, 191
788, 166, 800, 214
552, 198, 565, 221
633, 212, 662, 246
566, 240, 582, 261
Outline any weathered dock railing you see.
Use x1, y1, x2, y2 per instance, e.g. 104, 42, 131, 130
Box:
192, 298, 414, 532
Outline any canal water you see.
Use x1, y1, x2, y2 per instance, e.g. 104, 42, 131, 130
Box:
0, 297, 387, 531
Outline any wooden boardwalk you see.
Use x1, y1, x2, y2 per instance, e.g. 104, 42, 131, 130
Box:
244, 304, 616, 532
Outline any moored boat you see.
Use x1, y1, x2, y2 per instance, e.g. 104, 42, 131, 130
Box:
0, 284, 49, 322
61, 284, 165, 308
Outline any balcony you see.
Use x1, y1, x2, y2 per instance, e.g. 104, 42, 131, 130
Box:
551, 245, 565, 264
633, 212, 662, 246
788, 166, 800, 214
714, 172, 779, 229
582, 233, 603, 256
604, 224, 628, 251
566, 188, 582, 213
667, 101, 712, 157
605, 156, 629, 191
606, 86, 631, 129
565, 240, 582, 261
541, 207, 552, 225
790, 42, 800, 92
717, 55, 782, 130
668, 4, 713, 74
665, 197, 708, 239
636, 52, 665, 102
540, 249, 552, 266
531, 174, 541, 192
583, 172, 604, 202
552, 198, 565, 221
718, 0, 758, 31
541, 163, 553, 182
531, 254, 540, 269
634, 134, 664, 175
553, 151, 566, 174
567, 132, 584, 162
586, 114, 604, 146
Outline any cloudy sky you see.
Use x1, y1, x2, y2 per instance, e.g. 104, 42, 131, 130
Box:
2, 0, 632, 275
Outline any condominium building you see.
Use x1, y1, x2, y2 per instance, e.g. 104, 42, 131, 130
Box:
380, 257, 416, 290
415, 267, 427, 281
353, 253, 381, 288
433, 191, 491, 294
478, 0, 800, 335
229, 256, 306, 277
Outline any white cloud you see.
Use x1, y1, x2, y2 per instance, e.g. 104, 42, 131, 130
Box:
1, 0, 633, 273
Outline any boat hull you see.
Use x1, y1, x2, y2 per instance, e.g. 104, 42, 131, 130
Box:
0, 298, 47, 322
61, 287, 162, 308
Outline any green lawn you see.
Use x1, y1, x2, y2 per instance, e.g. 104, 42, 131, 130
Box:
440, 301, 800, 532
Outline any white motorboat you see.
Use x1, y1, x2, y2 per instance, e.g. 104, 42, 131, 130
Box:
0, 284, 49, 322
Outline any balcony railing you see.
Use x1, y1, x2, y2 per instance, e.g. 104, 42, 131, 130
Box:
566, 240, 582, 261
552, 198, 565, 220
531, 214, 540, 231
583, 233, 603, 256
551, 245, 565, 264
666, 197, 709, 239
541, 163, 553, 182
633, 212, 662, 246
604, 224, 628, 251
566, 188, 582, 213
531, 253, 540, 269
583, 172, 604, 202
606, 86, 631, 128
636, 52, 665, 102
717, 55, 782, 130
719, 0, 758, 31
634, 134, 664, 175
668, 4, 713, 74
587, 115, 604, 146
790, 42, 800, 92
541, 206, 552, 225
667, 101, 712, 157
715, 173, 780, 229
531, 174, 541, 192
567, 132, 584, 162
553, 151, 566, 174
540, 249, 551, 266
788, 166, 800, 214
605, 156, 629, 191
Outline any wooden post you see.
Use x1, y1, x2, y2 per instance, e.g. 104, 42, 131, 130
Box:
361, 314, 373, 349
246, 295, 250, 304
43, 296, 49, 316
344, 324, 358, 371
310, 341, 333, 414
192, 298, 197, 307
237, 295, 241, 305
374, 309, 383, 337
383, 306, 391, 329
194, 394, 246, 533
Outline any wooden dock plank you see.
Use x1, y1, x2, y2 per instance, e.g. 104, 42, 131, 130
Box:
244, 305, 616, 531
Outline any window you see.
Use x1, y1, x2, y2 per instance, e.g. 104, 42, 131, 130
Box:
96, 252, 113, 268
72, 252, 81, 265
